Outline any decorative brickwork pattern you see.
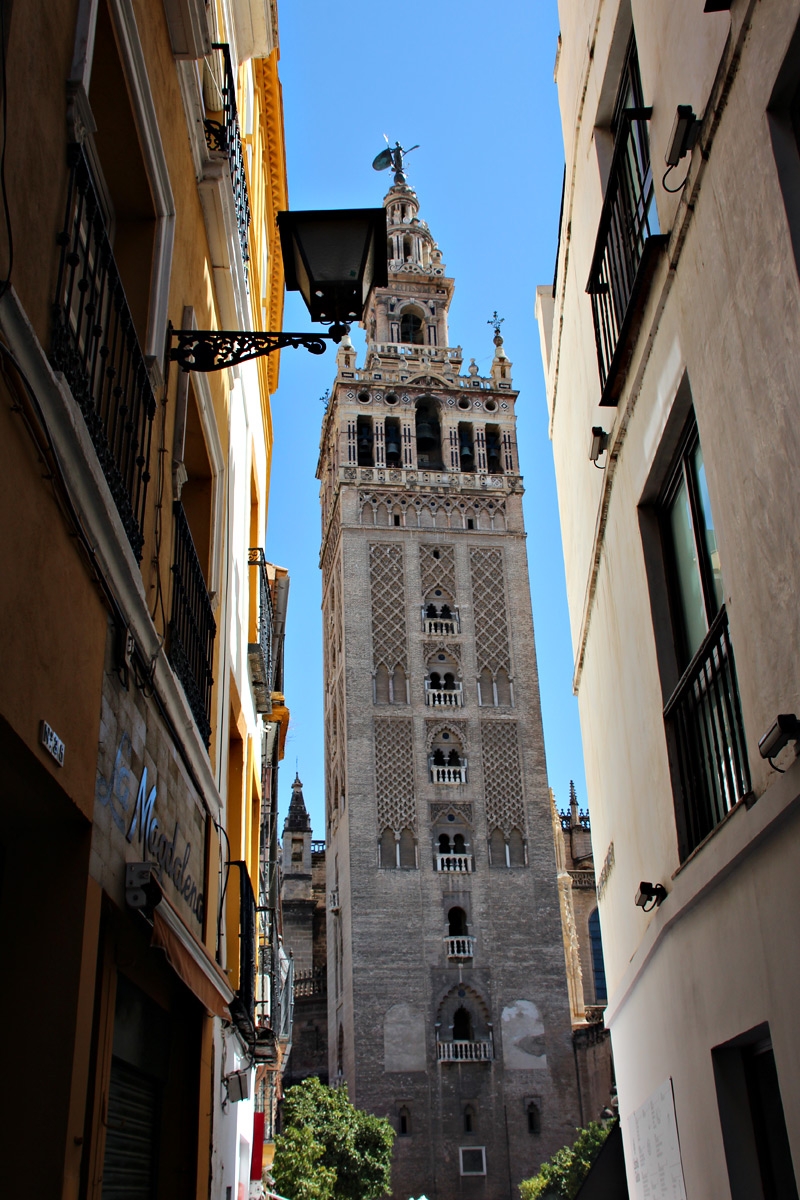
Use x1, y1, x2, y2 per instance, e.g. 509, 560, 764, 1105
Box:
470, 548, 511, 675
359, 491, 507, 530
369, 544, 408, 671
481, 721, 526, 834
374, 718, 416, 832
423, 640, 462, 665
420, 544, 456, 600
430, 802, 473, 824
425, 719, 468, 749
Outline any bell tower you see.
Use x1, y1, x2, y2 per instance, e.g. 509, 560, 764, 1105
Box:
317, 163, 580, 1200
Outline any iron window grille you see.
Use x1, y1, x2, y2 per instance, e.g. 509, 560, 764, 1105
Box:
51, 142, 156, 560
659, 420, 750, 856
204, 43, 251, 287
167, 501, 216, 747
228, 862, 256, 1039
248, 549, 274, 713
587, 37, 667, 405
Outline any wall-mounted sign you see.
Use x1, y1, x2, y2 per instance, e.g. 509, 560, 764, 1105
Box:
40, 720, 65, 766
96, 729, 205, 926
628, 1078, 687, 1200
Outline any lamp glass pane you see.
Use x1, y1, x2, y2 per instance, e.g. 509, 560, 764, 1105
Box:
293, 218, 372, 284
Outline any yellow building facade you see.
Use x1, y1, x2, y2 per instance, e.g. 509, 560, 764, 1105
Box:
0, 1, 290, 1196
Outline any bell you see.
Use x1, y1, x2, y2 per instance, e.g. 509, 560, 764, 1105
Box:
416, 419, 437, 449
385, 427, 401, 461
357, 428, 372, 452
459, 435, 474, 469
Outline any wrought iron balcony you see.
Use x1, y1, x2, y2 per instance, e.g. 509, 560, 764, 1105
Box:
167, 501, 216, 747
437, 1039, 492, 1062
586, 110, 668, 406
444, 935, 475, 960
435, 853, 473, 873
430, 764, 467, 785
664, 607, 750, 858
425, 682, 464, 708
51, 142, 156, 561
229, 861, 256, 1039
248, 548, 274, 714
204, 43, 251, 285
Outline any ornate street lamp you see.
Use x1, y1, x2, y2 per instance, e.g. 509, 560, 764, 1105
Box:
169, 207, 388, 373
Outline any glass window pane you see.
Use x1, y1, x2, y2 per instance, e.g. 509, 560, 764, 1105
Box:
668, 473, 707, 660
691, 442, 724, 615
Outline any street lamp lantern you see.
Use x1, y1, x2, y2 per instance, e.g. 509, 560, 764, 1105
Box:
169, 207, 388, 373
278, 207, 388, 333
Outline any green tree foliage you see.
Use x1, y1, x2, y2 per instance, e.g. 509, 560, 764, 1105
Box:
518, 1121, 612, 1200
272, 1077, 395, 1200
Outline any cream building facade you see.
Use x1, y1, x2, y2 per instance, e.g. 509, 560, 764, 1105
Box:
537, 2, 800, 1196
318, 168, 580, 1200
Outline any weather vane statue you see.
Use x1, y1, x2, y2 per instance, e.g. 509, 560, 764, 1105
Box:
488, 311, 505, 338
372, 137, 419, 185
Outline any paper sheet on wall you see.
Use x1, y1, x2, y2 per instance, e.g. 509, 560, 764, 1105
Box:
628, 1078, 687, 1200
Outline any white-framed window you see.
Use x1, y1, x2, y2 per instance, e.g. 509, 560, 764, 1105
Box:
459, 1147, 486, 1176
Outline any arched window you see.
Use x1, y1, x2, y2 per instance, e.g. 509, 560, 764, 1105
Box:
438, 833, 452, 854
489, 828, 506, 867
391, 665, 407, 705
440, 603, 452, 619
356, 416, 373, 466
429, 671, 441, 690
398, 1106, 411, 1137
486, 425, 502, 474
374, 664, 390, 704
448, 907, 467, 936
527, 1102, 541, 1135
399, 828, 416, 868
589, 909, 607, 1003
495, 667, 512, 706
337, 1024, 344, 1076
384, 418, 402, 467
433, 748, 446, 766
453, 833, 466, 855
508, 829, 525, 867
464, 1105, 476, 1134
458, 422, 475, 472
452, 1006, 473, 1041
478, 667, 494, 707
426, 602, 437, 619
443, 672, 456, 691
401, 312, 423, 343
447, 748, 460, 766
380, 828, 397, 869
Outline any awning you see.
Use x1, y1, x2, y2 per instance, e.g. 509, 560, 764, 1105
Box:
152, 894, 234, 1020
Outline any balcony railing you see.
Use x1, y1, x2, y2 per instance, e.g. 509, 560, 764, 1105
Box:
425, 618, 458, 635
204, 43, 251, 285
425, 683, 464, 708
435, 853, 473, 873
444, 935, 475, 959
51, 143, 156, 561
437, 1039, 492, 1062
229, 861, 256, 1037
586, 109, 668, 406
431, 764, 467, 784
664, 607, 750, 858
311, 840, 326, 854
168, 501, 216, 747
569, 871, 596, 889
294, 967, 327, 999
328, 889, 340, 912
248, 548, 274, 714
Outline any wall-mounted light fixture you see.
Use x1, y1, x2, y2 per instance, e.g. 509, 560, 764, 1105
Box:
125, 862, 162, 913
169, 208, 388, 373
663, 106, 701, 192
758, 713, 800, 771
589, 426, 609, 466
635, 881, 667, 911
225, 1068, 250, 1103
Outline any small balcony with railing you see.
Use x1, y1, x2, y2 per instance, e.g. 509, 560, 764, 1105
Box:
422, 604, 460, 636
248, 549, 274, 714
51, 142, 157, 562
425, 676, 464, 708
429, 751, 467, 785
203, 43, 251, 286
437, 1039, 492, 1063
663, 606, 750, 859
167, 501, 216, 748
586, 109, 668, 407
435, 845, 474, 873
444, 935, 475, 960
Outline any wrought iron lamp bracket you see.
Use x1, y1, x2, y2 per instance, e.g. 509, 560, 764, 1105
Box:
169, 326, 348, 373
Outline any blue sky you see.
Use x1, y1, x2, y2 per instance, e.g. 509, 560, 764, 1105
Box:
265, 0, 588, 836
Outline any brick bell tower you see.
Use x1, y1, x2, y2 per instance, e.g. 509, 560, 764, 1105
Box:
316, 155, 579, 1200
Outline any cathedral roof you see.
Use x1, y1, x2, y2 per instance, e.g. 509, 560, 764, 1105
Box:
284, 772, 311, 832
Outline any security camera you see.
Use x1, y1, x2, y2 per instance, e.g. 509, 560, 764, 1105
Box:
758, 713, 800, 760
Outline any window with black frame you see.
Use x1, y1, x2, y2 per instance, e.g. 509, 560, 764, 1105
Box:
660, 418, 750, 856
